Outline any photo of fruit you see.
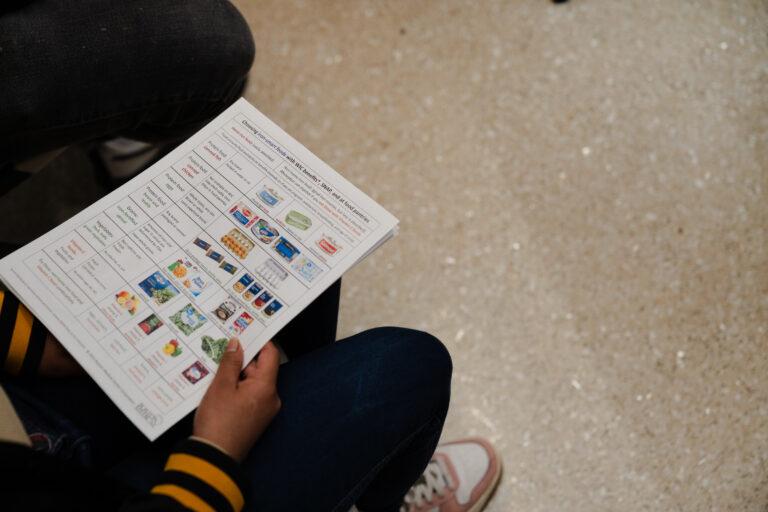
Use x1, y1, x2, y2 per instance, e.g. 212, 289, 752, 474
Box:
163, 339, 182, 357
169, 261, 187, 278
115, 291, 139, 315
167, 259, 210, 297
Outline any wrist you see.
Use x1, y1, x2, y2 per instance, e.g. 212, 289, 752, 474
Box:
188, 435, 233, 459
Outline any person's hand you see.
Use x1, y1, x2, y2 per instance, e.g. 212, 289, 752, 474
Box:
37, 333, 84, 376
193, 339, 281, 462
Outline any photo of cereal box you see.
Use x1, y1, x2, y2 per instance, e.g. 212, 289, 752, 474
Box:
138, 271, 179, 305
262, 300, 283, 318
229, 201, 258, 228
221, 228, 255, 259
170, 304, 207, 336
182, 361, 209, 384
138, 314, 163, 335
212, 300, 238, 323
272, 236, 300, 262
230, 311, 254, 336
168, 259, 210, 297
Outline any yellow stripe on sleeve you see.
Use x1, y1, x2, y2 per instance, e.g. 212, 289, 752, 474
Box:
4, 304, 34, 375
164, 453, 245, 512
0, 291, 5, 311
151, 484, 216, 512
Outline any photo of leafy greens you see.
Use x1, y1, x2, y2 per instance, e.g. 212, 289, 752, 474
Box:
170, 304, 206, 336
201, 335, 229, 363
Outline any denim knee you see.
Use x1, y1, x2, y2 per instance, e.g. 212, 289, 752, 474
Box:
365, 327, 453, 400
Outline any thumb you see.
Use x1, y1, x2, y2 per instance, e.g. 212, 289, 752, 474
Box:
211, 338, 243, 389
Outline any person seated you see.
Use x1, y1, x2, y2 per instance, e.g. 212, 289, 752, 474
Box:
0, 286, 500, 512
0, 1, 501, 510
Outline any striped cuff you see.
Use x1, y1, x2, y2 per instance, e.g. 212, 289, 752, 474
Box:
0, 291, 47, 377
151, 438, 247, 512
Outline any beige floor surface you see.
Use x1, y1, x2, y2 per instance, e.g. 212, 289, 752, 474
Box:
232, 1, 768, 510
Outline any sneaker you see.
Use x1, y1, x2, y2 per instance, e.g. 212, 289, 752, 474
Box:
401, 438, 502, 512
97, 137, 160, 180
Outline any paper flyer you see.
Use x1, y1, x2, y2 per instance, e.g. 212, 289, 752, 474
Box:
0, 98, 398, 440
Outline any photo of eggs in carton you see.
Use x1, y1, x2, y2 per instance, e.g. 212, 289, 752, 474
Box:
220, 228, 255, 259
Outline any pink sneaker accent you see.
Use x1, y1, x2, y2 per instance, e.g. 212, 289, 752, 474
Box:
401, 438, 502, 512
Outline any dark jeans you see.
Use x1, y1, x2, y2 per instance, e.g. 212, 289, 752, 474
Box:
0, 0, 255, 165
7, 281, 452, 512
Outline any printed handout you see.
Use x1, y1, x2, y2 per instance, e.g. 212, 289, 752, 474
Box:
0, 99, 398, 440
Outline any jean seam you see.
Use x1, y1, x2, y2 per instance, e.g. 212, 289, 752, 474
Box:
331, 411, 445, 512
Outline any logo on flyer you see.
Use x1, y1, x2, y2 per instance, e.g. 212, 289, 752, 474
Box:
135, 403, 163, 427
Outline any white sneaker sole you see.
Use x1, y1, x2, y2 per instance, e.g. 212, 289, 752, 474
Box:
468, 457, 503, 512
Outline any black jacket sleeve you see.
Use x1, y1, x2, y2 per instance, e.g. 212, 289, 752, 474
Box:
0, 290, 47, 378
1, 438, 248, 511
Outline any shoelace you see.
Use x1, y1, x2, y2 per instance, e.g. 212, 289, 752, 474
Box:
400, 457, 455, 511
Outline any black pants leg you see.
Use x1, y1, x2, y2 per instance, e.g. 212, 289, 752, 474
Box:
0, 0, 255, 165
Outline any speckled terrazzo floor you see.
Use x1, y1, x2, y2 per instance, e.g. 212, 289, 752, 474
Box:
0, 1, 765, 510
232, 1, 768, 510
